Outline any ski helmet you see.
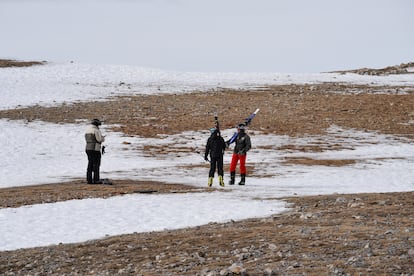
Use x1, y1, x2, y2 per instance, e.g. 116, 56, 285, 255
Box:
237, 123, 246, 130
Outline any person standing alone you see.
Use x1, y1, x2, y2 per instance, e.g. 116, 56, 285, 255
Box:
85, 119, 105, 184
228, 123, 251, 185
205, 127, 226, 187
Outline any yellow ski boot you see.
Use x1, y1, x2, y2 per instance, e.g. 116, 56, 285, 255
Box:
219, 175, 225, 187
208, 177, 213, 187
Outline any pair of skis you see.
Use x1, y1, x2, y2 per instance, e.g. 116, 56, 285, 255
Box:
225, 108, 260, 145
210, 107, 259, 137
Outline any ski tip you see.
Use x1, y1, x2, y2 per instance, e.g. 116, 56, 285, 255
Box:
254, 108, 260, 113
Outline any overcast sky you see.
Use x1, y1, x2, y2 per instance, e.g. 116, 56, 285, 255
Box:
0, 0, 413, 73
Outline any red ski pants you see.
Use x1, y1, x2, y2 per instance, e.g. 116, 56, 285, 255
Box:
230, 153, 247, 174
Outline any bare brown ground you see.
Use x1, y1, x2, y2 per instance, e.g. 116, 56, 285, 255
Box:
0, 180, 211, 209
0, 62, 414, 275
0, 59, 44, 68
1, 84, 413, 138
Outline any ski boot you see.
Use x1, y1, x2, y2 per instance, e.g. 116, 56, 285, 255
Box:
238, 174, 246, 185
229, 172, 235, 185
208, 177, 213, 187
218, 175, 225, 187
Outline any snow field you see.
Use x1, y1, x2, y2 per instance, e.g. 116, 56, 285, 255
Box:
1, 62, 413, 251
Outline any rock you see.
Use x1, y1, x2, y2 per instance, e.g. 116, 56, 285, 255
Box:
219, 269, 229, 275
200, 268, 218, 276
228, 263, 246, 274
300, 212, 322, 219
264, 267, 276, 275
335, 197, 347, 204
384, 229, 396, 235
348, 202, 365, 208
299, 227, 312, 235
300, 212, 313, 220
268, 243, 277, 251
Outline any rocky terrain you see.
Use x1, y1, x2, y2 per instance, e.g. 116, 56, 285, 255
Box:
1, 192, 413, 275
332, 62, 414, 76
0, 60, 413, 275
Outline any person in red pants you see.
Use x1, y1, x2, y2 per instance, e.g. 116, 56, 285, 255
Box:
228, 123, 251, 185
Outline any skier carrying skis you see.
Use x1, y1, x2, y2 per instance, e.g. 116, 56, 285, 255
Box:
85, 118, 105, 184
205, 127, 226, 187
228, 123, 251, 185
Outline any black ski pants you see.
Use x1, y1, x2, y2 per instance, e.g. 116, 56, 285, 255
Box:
209, 156, 224, 178
86, 150, 101, 184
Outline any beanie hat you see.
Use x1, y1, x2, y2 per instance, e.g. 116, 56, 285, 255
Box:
91, 119, 102, 126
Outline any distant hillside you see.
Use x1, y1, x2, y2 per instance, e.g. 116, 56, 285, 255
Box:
0, 59, 45, 68
332, 62, 414, 76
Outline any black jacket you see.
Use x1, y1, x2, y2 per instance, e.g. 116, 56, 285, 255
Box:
205, 131, 226, 159
233, 132, 251, 155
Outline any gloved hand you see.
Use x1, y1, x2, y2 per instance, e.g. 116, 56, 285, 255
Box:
204, 155, 209, 162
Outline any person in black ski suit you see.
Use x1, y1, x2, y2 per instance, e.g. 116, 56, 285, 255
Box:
229, 123, 251, 185
205, 127, 226, 187
85, 119, 105, 184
